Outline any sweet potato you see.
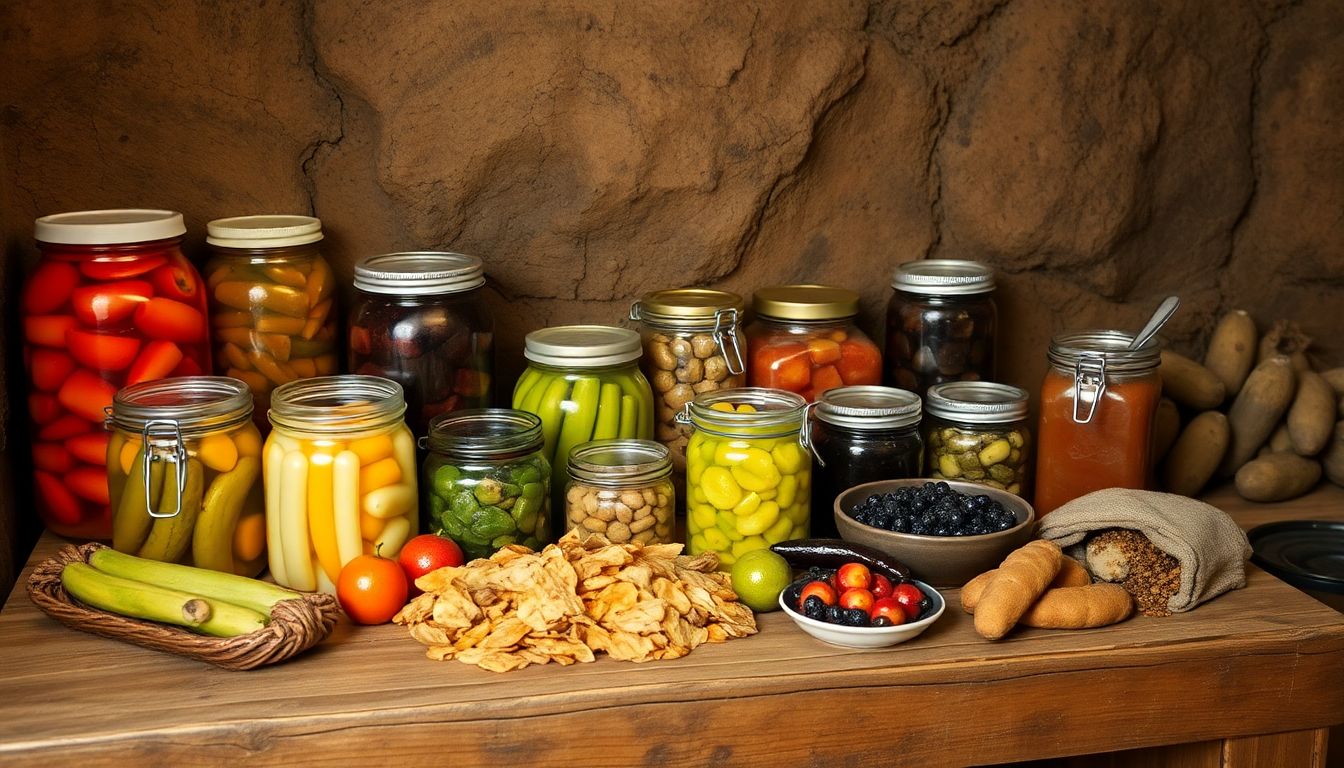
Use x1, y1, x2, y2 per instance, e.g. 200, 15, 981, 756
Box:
1218, 356, 1297, 477
1163, 411, 1229, 497
1287, 371, 1336, 456
1234, 453, 1321, 502
1259, 422, 1292, 456
1256, 320, 1311, 372
1151, 397, 1181, 466
1159, 350, 1225, 410
1203, 310, 1257, 399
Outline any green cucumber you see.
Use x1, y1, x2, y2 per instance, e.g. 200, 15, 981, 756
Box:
533, 377, 571, 462
113, 452, 164, 555
592, 383, 622, 440
63, 561, 268, 637
617, 395, 638, 439
138, 458, 205, 564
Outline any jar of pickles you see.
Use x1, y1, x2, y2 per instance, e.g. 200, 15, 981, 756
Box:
107, 377, 265, 575
565, 439, 675, 545
1035, 331, 1161, 516
422, 409, 550, 558
629, 288, 746, 474
265, 375, 419, 593
679, 388, 810, 569
512, 326, 655, 515
23, 209, 211, 540
924, 382, 1032, 499
746, 285, 882, 402
350, 252, 494, 440
806, 386, 923, 537
205, 215, 339, 429
885, 260, 997, 395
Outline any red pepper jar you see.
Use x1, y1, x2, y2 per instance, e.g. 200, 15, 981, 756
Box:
746, 285, 882, 402
22, 209, 211, 540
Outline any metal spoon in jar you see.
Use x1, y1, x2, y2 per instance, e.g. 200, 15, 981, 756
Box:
1127, 295, 1181, 350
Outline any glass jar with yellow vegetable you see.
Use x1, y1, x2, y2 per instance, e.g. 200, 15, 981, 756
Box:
266, 375, 419, 593
923, 381, 1032, 500
677, 387, 810, 569
107, 376, 266, 576
204, 216, 339, 431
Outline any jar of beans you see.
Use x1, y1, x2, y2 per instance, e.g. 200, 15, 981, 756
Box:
564, 439, 674, 545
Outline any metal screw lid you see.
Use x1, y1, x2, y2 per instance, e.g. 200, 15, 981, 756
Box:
353, 252, 486, 295
752, 285, 860, 321
568, 439, 672, 487
524, 325, 642, 368
814, 385, 922, 430
924, 381, 1029, 424
206, 215, 323, 248
891, 259, 996, 296
35, 209, 186, 245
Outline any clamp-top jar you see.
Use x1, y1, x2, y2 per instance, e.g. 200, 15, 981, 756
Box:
806, 386, 923, 538
885, 260, 997, 395
565, 439, 675, 545
107, 376, 265, 575
746, 285, 883, 401
1035, 331, 1161, 516
350, 252, 495, 440
924, 382, 1031, 499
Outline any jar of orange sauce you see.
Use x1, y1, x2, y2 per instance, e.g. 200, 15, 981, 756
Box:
1034, 330, 1161, 516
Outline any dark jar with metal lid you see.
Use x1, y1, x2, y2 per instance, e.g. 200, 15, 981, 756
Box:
885, 260, 997, 395
565, 439, 675, 545
924, 381, 1032, 500
805, 385, 923, 538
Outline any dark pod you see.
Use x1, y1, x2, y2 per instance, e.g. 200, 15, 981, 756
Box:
770, 538, 910, 581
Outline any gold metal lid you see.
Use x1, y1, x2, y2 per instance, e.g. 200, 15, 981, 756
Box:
752, 285, 859, 321
631, 288, 744, 323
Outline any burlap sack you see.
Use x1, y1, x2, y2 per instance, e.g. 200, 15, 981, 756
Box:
1036, 488, 1251, 613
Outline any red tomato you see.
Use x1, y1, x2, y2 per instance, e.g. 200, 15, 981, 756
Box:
29, 349, 76, 392
799, 580, 837, 608
126, 341, 184, 385
80, 255, 166, 281
836, 338, 882, 385
66, 432, 110, 465
57, 369, 118, 423
838, 587, 875, 615
24, 315, 79, 348
28, 393, 63, 425
836, 562, 872, 591
893, 582, 926, 621
34, 470, 83, 526
32, 443, 73, 473
67, 466, 110, 504
871, 597, 908, 626
871, 573, 895, 600
67, 330, 142, 372
39, 415, 88, 442
149, 262, 200, 302
398, 534, 465, 595
337, 554, 410, 625
23, 262, 81, 314
135, 298, 206, 343
70, 280, 153, 327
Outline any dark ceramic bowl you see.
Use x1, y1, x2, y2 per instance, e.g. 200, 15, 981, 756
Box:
834, 479, 1036, 588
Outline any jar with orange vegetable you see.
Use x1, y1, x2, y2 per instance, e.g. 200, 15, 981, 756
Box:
22, 209, 211, 540
746, 285, 882, 402
1034, 330, 1162, 516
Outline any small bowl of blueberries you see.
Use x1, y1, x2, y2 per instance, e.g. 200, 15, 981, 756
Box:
834, 479, 1036, 588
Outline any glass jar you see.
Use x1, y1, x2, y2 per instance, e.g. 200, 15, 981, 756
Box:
266, 375, 419, 592
629, 288, 746, 476
565, 439, 675, 545
204, 215, 339, 430
679, 387, 810, 569
513, 326, 655, 514
350, 252, 494, 440
23, 209, 211, 540
885, 260, 997, 395
1035, 331, 1162, 516
422, 409, 550, 559
107, 377, 265, 576
746, 285, 882, 402
924, 382, 1032, 500
805, 386, 923, 538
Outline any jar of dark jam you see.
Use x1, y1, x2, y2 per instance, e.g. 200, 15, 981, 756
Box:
805, 385, 923, 538
885, 260, 996, 396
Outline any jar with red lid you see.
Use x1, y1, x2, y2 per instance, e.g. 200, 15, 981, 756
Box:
22, 209, 211, 540
746, 285, 882, 402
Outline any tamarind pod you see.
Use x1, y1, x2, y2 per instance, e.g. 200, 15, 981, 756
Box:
1163, 411, 1230, 497
1288, 371, 1336, 456
1203, 310, 1257, 399
1218, 356, 1297, 477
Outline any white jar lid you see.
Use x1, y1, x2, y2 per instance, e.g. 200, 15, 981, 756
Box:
207, 215, 323, 248
891, 259, 995, 295
35, 209, 186, 245
354, 252, 486, 295
524, 326, 642, 367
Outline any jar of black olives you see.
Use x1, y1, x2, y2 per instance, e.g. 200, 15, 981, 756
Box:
805, 385, 923, 538
885, 260, 996, 395
923, 381, 1031, 500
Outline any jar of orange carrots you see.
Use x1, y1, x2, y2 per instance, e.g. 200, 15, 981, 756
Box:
745, 285, 882, 402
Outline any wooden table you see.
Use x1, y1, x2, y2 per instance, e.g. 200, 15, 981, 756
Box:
1, 486, 1342, 767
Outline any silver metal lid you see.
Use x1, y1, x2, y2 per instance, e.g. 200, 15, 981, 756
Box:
109, 376, 253, 436
524, 325, 642, 367
206, 215, 323, 248
353, 252, 485, 295
891, 259, 996, 295
35, 209, 186, 245
269, 375, 406, 433
424, 408, 543, 459
568, 439, 672, 487
1046, 330, 1161, 376
815, 385, 921, 430
925, 381, 1029, 423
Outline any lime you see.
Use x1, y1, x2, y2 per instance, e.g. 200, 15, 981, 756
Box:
729, 549, 792, 612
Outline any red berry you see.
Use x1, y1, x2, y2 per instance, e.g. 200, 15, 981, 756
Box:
871, 573, 895, 600
836, 562, 872, 592
871, 597, 908, 626
799, 580, 838, 609
893, 582, 925, 621
838, 587, 875, 615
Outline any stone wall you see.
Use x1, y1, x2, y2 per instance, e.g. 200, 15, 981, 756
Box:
1, 0, 1341, 577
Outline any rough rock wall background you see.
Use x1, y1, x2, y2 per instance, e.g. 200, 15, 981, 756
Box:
1, 0, 1341, 575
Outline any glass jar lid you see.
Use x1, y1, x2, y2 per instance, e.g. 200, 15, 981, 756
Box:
814, 385, 921, 430
752, 285, 859, 321
353, 252, 486, 295
109, 376, 253, 437
891, 259, 996, 296
206, 215, 323, 248
35, 209, 186, 245
630, 288, 745, 328
269, 375, 406, 434
568, 439, 672, 487
1047, 330, 1160, 376
424, 408, 543, 460
925, 381, 1029, 424
681, 387, 807, 438
524, 325, 642, 367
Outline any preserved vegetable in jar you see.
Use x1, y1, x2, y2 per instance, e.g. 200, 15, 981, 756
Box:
885, 260, 997, 395
205, 215, 338, 429
350, 252, 494, 440
22, 209, 211, 540
266, 375, 419, 593
923, 381, 1031, 499
746, 285, 881, 402
422, 409, 550, 559
565, 439, 675, 545
1035, 331, 1162, 516
805, 386, 923, 538
108, 377, 266, 576
680, 387, 810, 569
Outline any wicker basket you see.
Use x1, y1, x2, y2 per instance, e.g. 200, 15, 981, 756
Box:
27, 543, 341, 671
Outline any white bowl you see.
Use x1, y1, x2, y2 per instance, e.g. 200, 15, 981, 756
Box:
778, 579, 946, 649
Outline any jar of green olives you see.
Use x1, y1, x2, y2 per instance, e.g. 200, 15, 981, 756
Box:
923, 382, 1031, 499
